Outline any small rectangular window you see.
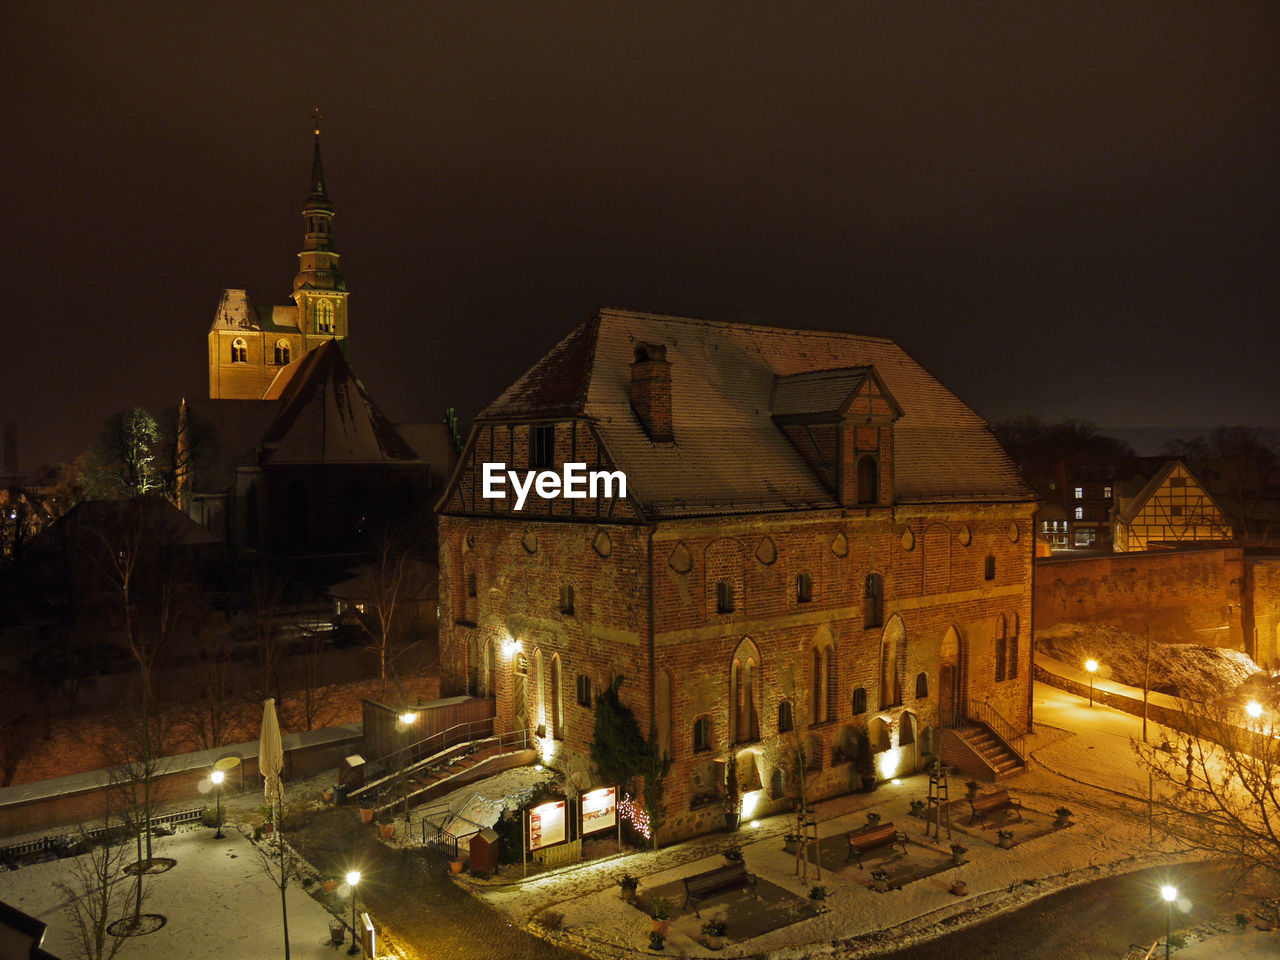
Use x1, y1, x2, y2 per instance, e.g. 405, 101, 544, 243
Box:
984, 555, 996, 581
1074, 487, 1084, 499
576, 674, 592, 708
1075, 507, 1084, 520
1103, 485, 1112, 499
1171, 505, 1184, 517
531, 424, 555, 469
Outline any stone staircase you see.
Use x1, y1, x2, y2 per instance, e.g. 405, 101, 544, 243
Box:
955, 724, 1025, 780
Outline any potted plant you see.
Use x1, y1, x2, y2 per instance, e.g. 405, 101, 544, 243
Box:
618, 873, 640, 901
965, 780, 980, 800
950, 877, 967, 896
1054, 806, 1073, 828
649, 930, 665, 952
723, 754, 740, 832
908, 799, 925, 818
950, 842, 967, 865
650, 896, 672, 936
723, 845, 743, 862
808, 884, 827, 901
865, 811, 881, 828
378, 813, 395, 840
359, 804, 376, 825
450, 855, 465, 874
997, 828, 1014, 849
870, 868, 891, 893
321, 873, 338, 893
701, 919, 727, 950
322, 785, 335, 803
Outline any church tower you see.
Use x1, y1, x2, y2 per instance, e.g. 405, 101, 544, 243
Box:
207, 120, 350, 399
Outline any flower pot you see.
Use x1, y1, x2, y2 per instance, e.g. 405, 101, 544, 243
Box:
950, 881, 967, 896
328, 918, 346, 944
323, 879, 337, 893
322, 787, 335, 803
621, 887, 638, 902
379, 822, 395, 840
872, 880, 890, 893
359, 807, 375, 824
998, 835, 1014, 849
651, 919, 670, 937
262, 822, 274, 834
450, 858, 465, 874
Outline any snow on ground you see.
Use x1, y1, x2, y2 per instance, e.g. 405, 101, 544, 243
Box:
0, 825, 346, 960
1037, 622, 1262, 697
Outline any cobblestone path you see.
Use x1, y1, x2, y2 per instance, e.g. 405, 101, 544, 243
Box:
286, 806, 587, 960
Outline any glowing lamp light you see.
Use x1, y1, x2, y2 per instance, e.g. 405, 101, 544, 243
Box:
876, 748, 901, 780
399, 711, 419, 725
749, 820, 761, 830
1085, 660, 1098, 674
1246, 701, 1263, 719
739, 790, 762, 820
346, 870, 361, 887
1161, 884, 1176, 902
501, 636, 521, 657
210, 769, 224, 786
538, 736, 557, 766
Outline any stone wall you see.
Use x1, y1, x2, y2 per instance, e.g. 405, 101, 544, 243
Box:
1034, 547, 1245, 648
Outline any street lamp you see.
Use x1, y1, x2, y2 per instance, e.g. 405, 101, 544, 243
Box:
346, 870, 362, 955
1161, 885, 1177, 960
1246, 700, 1263, 720
1085, 660, 1098, 707
210, 769, 225, 839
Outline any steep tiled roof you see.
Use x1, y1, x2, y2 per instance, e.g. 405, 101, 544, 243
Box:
772, 368, 874, 419
207, 289, 301, 333
478, 308, 1035, 517
259, 341, 420, 464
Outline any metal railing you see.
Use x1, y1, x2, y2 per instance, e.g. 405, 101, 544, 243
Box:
968, 698, 1029, 761
0, 807, 203, 866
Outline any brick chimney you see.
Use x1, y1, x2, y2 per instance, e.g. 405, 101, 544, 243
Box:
630, 343, 673, 441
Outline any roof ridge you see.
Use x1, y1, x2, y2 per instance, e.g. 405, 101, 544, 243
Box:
595, 306, 898, 344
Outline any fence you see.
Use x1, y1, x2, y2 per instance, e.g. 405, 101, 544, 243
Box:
0, 807, 204, 866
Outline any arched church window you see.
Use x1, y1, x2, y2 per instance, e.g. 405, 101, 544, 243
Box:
231, 338, 248, 363
316, 299, 334, 334
274, 340, 291, 365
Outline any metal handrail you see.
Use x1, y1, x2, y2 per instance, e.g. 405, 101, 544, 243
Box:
364, 716, 497, 774
969, 698, 1028, 761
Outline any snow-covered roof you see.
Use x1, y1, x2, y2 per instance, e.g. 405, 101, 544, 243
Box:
207, 289, 301, 334
480, 308, 1034, 517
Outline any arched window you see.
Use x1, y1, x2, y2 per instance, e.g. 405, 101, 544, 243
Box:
716, 579, 734, 614
880, 618, 904, 709
915, 672, 929, 698
481, 640, 496, 698
315, 299, 334, 334
796, 572, 813, 604
856, 455, 878, 505
551, 654, 563, 739
231, 337, 248, 363
1009, 613, 1020, 679
995, 614, 1008, 682
851, 687, 867, 715
534, 649, 545, 735
778, 700, 793, 733
729, 638, 760, 743
864, 573, 884, 628
274, 339, 291, 365
693, 716, 711, 753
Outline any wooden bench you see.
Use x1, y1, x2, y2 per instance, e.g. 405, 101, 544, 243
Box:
681, 860, 758, 917
967, 789, 1023, 828
846, 821, 908, 867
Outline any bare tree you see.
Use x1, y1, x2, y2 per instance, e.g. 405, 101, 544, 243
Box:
57, 811, 141, 960
249, 565, 287, 707
355, 536, 409, 694
1165, 427, 1279, 543
1135, 694, 1280, 887
252, 804, 307, 960
170, 624, 246, 749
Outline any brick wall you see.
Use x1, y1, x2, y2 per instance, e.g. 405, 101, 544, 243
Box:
438, 500, 1036, 844
1034, 547, 1246, 648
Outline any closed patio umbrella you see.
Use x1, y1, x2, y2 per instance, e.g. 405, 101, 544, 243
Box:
260, 698, 284, 819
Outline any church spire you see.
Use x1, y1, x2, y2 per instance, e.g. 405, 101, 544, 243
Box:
294, 110, 344, 294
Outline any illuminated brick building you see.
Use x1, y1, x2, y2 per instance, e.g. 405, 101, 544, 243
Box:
206, 124, 348, 400
437, 309, 1037, 841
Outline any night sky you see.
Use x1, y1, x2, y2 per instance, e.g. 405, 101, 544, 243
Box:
4, 2, 1278, 472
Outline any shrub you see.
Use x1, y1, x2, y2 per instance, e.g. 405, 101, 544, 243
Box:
808, 885, 827, 900
650, 895, 672, 920
701, 919, 727, 937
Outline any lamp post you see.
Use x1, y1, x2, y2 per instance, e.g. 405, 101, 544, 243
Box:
397, 709, 420, 827
1161, 885, 1177, 960
210, 769, 225, 839
1085, 660, 1098, 707
346, 870, 361, 955
1246, 700, 1262, 722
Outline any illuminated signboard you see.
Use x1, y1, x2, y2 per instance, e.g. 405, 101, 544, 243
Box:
528, 799, 566, 851
581, 786, 617, 835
